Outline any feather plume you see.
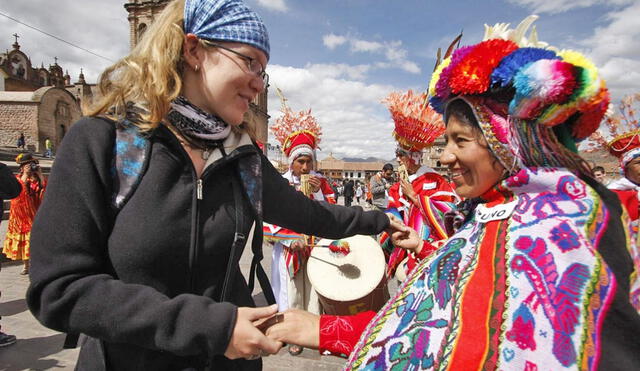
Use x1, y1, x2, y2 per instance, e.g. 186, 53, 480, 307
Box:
383, 90, 445, 150
270, 89, 322, 148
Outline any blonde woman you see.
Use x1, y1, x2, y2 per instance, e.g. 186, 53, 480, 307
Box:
25, 1, 399, 370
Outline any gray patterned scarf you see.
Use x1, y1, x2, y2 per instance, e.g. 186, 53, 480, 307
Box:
167, 95, 231, 147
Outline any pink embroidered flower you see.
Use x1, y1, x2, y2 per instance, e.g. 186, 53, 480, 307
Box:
549, 221, 580, 252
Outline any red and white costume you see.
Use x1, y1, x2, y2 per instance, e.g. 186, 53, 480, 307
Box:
263, 98, 333, 313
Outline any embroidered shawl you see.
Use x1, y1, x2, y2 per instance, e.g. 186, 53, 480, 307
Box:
347, 167, 617, 370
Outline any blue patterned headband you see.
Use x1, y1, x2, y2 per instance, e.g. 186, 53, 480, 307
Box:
184, 0, 270, 60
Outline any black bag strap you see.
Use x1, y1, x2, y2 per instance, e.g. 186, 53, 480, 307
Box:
221, 174, 275, 305
221, 177, 248, 301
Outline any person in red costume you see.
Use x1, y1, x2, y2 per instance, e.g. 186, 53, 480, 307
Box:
605, 95, 640, 224
262, 92, 336, 355
378, 90, 459, 281
597, 94, 640, 309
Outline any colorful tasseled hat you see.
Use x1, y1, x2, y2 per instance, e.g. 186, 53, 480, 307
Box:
383, 90, 446, 153
585, 93, 640, 170
429, 15, 610, 143
270, 88, 322, 165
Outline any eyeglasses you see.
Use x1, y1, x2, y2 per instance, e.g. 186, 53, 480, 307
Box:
203, 40, 269, 85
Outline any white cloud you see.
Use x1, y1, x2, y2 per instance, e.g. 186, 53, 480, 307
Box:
323, 34, 347, 49
266, 64, 399, 159
579, 2, 640, 101
322, 34, 421, 75
0, 1, 129, 83
255, 0, 288, 13
350, 39, 383, 53
508, 0, 634, 14
305, 63, 371, 81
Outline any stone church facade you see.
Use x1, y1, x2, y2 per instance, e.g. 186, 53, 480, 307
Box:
0, 36, 93, 152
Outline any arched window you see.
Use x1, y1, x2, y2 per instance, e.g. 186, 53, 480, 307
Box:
138, 23, 147, 43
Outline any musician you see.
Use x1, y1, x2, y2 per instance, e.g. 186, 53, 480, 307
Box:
263, 100, 335, 355
380, 90, 459, 279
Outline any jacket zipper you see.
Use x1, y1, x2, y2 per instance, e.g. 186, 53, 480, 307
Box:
197, 179, 203, 200
188, 177, 202, 293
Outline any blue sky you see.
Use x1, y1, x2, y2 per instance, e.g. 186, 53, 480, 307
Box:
1, 0, 638, 159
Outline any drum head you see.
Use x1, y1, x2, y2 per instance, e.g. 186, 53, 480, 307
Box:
307, 235, 385, 302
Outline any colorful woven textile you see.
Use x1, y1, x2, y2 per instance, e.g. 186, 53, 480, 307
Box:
382, 166, 458, 278
347, 167, 617, 370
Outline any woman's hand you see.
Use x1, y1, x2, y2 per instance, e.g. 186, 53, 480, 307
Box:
224, 304, 284, 360
391, 226, 423, 254
265, 309, 320, 349
308, 176, 321, 193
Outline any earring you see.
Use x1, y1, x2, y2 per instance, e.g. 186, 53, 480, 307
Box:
194, 65, 199, 72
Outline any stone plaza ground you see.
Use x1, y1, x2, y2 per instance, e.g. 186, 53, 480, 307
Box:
0, 198, 373, 370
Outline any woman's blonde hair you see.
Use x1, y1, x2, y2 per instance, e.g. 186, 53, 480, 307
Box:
85, 0, 189, 130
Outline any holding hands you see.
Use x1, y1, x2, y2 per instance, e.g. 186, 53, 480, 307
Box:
225, 304, 284, 360
263, 309, 320, 349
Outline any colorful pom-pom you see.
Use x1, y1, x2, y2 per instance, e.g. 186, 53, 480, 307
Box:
429, 56, 451, 97
571, 86, 610, 140
559, 50, 599, 102
510, 59, 578, 119
435, 45, 475, 100
491, 47, 558, 88
448, 39, 518, 95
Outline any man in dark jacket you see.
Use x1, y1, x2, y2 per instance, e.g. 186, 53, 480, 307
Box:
343, 178, 355, 207
0, 162, 21, 347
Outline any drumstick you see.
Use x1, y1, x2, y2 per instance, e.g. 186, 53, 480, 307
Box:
308, 254, 341, 268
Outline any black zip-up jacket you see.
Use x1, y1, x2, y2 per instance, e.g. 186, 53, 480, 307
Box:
26, 117, 390, 370
0, 162, 21, 221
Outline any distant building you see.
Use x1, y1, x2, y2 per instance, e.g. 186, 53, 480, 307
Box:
423, 137, 447, 173
0, 35, 94, 152
317, 153, 386, 181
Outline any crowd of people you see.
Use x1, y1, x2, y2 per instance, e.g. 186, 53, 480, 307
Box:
0, 0, 637, 370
